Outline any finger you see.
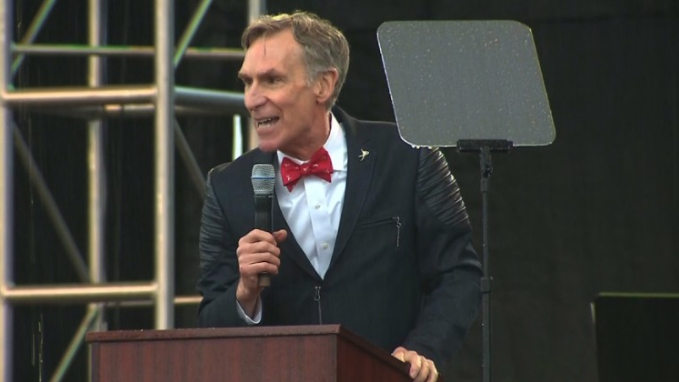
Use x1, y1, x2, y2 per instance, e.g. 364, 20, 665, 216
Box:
240, 229, 278, 245
392, 347, 434, 382
426, 360, 438, 382
401, 352, 422, 379
236, 246, 281, 279
237, 240, 282, 261
412, 356, 427, 382
239, 260, 280, 277
392, 347, 423, 379
414, 358, 436, 382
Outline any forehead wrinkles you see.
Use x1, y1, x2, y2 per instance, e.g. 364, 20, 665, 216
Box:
260, 35, 268, 57
250, 35, 280, 66
243, 31, 306, 78
241, 37, 268, 75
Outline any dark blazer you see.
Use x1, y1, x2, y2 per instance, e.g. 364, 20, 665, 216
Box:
197, 107, 482, 368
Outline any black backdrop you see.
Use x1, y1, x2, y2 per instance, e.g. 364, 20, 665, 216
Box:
10, 0, 678, 381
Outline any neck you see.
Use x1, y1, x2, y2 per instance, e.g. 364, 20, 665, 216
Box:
285, 111, 332, 161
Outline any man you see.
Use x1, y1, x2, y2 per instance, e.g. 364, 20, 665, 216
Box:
197, 11, 482, 382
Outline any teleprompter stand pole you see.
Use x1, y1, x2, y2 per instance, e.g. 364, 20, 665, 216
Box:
457, 139, 513, 382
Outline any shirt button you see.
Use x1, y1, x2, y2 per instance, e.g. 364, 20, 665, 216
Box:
315, 204, 321, 209
322, 243, 329, 249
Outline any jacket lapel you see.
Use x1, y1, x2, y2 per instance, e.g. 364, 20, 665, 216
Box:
329, 109, 375, 268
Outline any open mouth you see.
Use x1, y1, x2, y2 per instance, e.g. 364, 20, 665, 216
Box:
256, 117, 279, 128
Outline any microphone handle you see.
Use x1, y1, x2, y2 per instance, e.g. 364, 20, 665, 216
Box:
258, 273, 271, 287
254, 194, 273, 287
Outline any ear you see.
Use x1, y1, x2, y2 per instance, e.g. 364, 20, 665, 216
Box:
314, 69, 339, 105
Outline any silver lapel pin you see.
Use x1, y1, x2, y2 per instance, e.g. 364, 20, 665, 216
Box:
359, 149, 370, 162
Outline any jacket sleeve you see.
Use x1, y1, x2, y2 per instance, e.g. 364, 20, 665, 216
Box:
403, 148, 483, 368
196, 171, 249, 327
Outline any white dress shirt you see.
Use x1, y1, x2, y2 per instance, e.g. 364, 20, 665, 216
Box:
238, 112, 347, 323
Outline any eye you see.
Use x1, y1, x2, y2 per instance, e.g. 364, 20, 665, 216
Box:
267, 76, 282, 85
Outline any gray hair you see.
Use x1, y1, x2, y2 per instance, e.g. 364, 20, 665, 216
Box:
241, 11, 350, 109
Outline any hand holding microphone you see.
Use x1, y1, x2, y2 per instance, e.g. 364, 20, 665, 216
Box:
236, 164, 287, 315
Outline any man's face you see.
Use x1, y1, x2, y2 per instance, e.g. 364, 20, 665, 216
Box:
239, 30, 327, 159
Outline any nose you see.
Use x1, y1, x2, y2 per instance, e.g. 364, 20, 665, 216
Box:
244, 82, 266, 112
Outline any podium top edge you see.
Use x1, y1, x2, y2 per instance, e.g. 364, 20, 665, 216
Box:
86, 324, 347, 343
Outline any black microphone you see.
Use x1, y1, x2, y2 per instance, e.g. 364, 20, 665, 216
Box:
251, 164, 275, 287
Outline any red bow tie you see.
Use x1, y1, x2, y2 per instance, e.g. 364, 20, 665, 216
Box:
280, 147, 333, 191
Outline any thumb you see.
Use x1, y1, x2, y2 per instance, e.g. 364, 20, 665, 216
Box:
273, 229, 288, 244
391, 346, 407, 362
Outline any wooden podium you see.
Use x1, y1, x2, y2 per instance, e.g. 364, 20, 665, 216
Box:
86, 325, 412, 382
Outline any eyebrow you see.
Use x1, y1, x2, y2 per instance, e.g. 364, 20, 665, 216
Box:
238, 68, 281, 82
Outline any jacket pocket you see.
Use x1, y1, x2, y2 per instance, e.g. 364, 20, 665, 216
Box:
356, 216, 401, 248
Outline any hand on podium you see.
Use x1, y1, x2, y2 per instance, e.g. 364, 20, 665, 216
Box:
392, 346, 439, 382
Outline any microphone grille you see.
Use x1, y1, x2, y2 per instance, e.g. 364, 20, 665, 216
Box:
252, 164, 276, 195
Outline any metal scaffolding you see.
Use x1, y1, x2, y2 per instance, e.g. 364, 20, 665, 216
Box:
0, 0, 261, 381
